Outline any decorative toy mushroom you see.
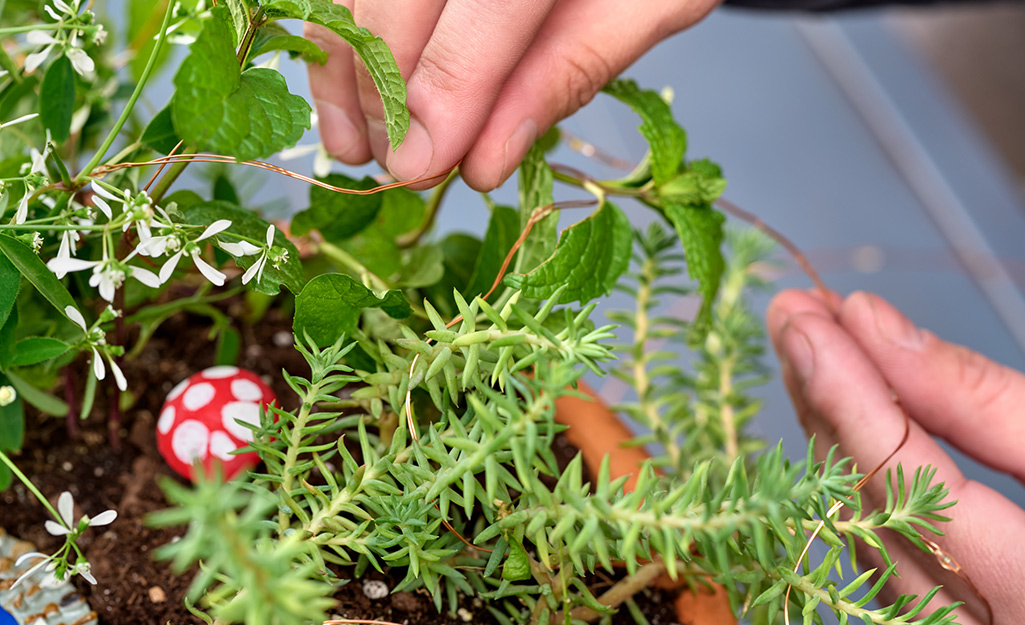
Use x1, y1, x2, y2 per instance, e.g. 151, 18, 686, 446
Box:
156, 366, 277, 481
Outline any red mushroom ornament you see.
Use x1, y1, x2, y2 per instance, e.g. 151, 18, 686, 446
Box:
156, 366, 276, 481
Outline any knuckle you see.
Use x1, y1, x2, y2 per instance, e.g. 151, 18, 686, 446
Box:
952, 345, 1015, 412
416, 48, 482, 99
560, 42, 614, 115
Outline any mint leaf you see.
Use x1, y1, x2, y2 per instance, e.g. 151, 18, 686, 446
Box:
0, 234, 77, 322
262, 0, 408, 148
141, 104, 181, 154
293, 273, 411, 347
0, 253, 19, 330
514, 142, 557, 275
663, 201, 725, 339
291, 174, 382, 241
464, 204, 518, 298
184, 201, 306, 295
39, 54, 74, 143
339, 187, 423, 279
251, 33, 328, 64
505, 202, 631, 304
602, 79, 685, 186
172, 8, 311, 161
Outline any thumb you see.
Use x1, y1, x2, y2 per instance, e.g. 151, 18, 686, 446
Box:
839, 291, 1025, 483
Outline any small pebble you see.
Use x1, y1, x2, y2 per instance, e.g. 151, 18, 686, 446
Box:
148, 586, 167, 603
362, 579, 389, 600
272, 331, 293, 347
62, 461, 73, 471
457, 607, 473, 622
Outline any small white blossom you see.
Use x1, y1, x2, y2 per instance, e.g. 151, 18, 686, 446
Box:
0, 112, 39, 130
45, 491, 117, 537
240, 225, 279, 285
65, 46, 93, 75
158, 219, 231, 286
0, 385, 16, 406
11, 552, 57, 590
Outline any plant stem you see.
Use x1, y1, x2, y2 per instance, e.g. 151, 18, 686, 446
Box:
318, 241, 390, 292
396, 167, 458, 248
77, 1, 173, 181
562, 560, 668, 623
0, 450, 63, 522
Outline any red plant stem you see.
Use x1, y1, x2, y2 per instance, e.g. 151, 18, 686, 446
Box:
64, 365, 78, 438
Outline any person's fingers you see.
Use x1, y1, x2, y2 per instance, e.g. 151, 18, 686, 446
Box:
364, 0, 559, 185
305, 0, 372, 164
351, 0, 447, 167
460, 0, 721, 191
839, 291, 1025, 483
771, 299, 1025, 622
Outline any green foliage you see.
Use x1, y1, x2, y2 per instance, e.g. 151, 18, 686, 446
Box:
505, 201, 632, 304
0, 4, 963, 625
172, 7, 311, 161
293, 273, 412, 347
39, 54, 74, 143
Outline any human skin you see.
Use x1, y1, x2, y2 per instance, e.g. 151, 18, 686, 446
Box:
304, 0, 722, 191
767, 289, 1025, 624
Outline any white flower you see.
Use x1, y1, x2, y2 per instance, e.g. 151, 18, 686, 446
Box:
45, 491, 117, 537
240, 225, 278, 285
0, 112, 39, 130
71, 561, 96, 585
11, 551, 57, 590
158, 219, 231, 286
48, 254, 160, 302
0, 385, 15, 406
13, 193, 29, 224
65, 46, 93, 75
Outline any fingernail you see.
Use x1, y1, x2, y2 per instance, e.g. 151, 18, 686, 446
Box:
865, 293, 924, 350
387, 118, 433, 181
781, 324, 815, 382
499, 120, 538, 187
315, 100, 360, 160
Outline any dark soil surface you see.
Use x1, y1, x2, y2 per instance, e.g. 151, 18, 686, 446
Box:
1, 304, 681, 625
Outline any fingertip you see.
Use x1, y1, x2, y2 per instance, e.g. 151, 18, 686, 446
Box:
462, 118, 538, 192
841, 291, 926, 352
766, 289, 833, 348
315, 99, 371, 164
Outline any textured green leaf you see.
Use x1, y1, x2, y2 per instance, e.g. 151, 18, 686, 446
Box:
141, 104, 181, 154
10, 337, 71, 367
293, 273, 411, 347
291, 174, 382, 241
464, 204, 518, 299
0, 234, 77, 321
184, 201, 306, 295
0, 253, 19, 330
39, 54, 74, 143
339, 187, 423, 279
251, 34, 328, 64
172, 8, 311, 161
262, 0, 408, 148
223, 0, 249, 45
502, 539, 531, 582
659, 169, 727, 206
515, 142, 557, 274
663, 201, 725, 339
602, 79, 686, 186
505, 202, 631, 304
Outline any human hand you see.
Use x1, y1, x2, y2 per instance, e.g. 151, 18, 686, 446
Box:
767, 289, 1025, 624
304, 0, 722, 191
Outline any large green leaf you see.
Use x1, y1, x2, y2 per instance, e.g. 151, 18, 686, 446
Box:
10, 337, 71, 367
0, 234, 77, 322
339, 187, 424, 279
514, 143, 557, 275
172, 8, 311, 161
464, 204, 518, 299
505, 201, 631, 304
262, 0, 408, 148
39, 54, 75, 143
602, 79, 686, 186
291, 174, 382, 242
293, 273, 411, 347
664, 201, 725, 339
184, 201, 306, 295
141, 104, 181, 154
0, 253, 19, 330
